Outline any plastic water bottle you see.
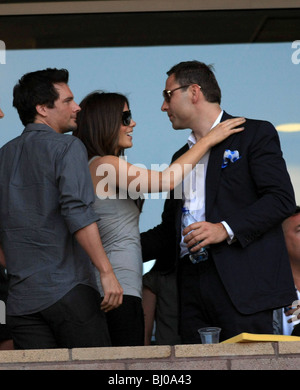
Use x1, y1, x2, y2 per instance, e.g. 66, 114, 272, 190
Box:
181, 207, 208, 264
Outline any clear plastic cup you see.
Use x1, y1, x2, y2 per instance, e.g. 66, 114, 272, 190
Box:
198, 327, 221, 344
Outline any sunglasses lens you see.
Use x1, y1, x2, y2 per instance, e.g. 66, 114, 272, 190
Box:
122, 110, 131, 126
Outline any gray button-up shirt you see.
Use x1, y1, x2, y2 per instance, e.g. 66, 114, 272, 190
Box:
0, 123, 99, 315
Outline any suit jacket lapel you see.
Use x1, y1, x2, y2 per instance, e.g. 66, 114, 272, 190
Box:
174, 111, 237, 223
174, 144, 188, 237
205, 111, 235, 217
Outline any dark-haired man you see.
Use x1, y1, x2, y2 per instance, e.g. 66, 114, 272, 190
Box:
141, 60, 296, 343
273, 207, 300, 336
0, 105, 14, 350
0, 69, 123, 349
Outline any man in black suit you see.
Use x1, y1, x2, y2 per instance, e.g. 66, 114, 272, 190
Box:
141, 61, 297, 343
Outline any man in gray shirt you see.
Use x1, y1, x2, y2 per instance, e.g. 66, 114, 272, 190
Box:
0, 104, 13, 351
0, 68, 123, 349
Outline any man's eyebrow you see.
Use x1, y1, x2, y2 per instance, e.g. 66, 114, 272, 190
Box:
63, 96, 74, 102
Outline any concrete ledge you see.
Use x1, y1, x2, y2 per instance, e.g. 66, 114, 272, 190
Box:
1, 342, 300, 370
72, 345, 171, 361
0, 348, 69, 364
175, 342, 275, 357
231, 356, 300, 370
278, 341, 300, 355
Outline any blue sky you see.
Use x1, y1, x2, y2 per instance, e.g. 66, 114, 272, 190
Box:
0, 42, 299, 272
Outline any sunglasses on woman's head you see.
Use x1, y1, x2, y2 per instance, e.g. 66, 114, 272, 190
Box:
122, 110, 132, 126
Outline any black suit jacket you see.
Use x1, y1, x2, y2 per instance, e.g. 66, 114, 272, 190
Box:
141, 111, 297, 314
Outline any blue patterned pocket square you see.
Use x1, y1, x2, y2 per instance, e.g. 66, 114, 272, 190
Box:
222, 149, 241, 168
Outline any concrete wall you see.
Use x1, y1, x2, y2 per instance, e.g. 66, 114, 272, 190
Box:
1, 342, 300, 370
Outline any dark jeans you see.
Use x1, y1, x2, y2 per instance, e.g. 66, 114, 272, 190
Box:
105, 295, 144, 346
7, 284, 111, 349
178, 254, 274, 344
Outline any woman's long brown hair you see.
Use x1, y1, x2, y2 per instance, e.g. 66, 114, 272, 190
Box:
73, 91, 144, 211
74, 91, 129, 158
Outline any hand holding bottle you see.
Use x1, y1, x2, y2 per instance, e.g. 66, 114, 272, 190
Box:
181, 208, 208, 263
183, 218, 229, 253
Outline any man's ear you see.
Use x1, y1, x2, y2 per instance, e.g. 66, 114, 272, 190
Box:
191, 84, 202, 104
35, 104, 48, 117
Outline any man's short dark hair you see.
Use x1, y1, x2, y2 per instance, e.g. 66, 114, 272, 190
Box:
295, 206, 300, 214
13, 68, 69, 126
167, 60, 221, 104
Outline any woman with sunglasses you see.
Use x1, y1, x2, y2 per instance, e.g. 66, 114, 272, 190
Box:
74, 91, 245, 347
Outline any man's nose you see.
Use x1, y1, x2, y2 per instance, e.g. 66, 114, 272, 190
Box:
73, 102, 81, 112
161, 100, 168, 112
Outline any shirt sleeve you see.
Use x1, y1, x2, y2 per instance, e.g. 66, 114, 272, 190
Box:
221, 221, 236, 244
56, 137, 99, 234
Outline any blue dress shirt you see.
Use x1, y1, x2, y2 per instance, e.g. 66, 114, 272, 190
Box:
0, 123, 99, 315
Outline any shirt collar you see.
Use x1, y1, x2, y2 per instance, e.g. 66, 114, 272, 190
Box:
22, 123, 57, 134
187, 110, 224, 148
